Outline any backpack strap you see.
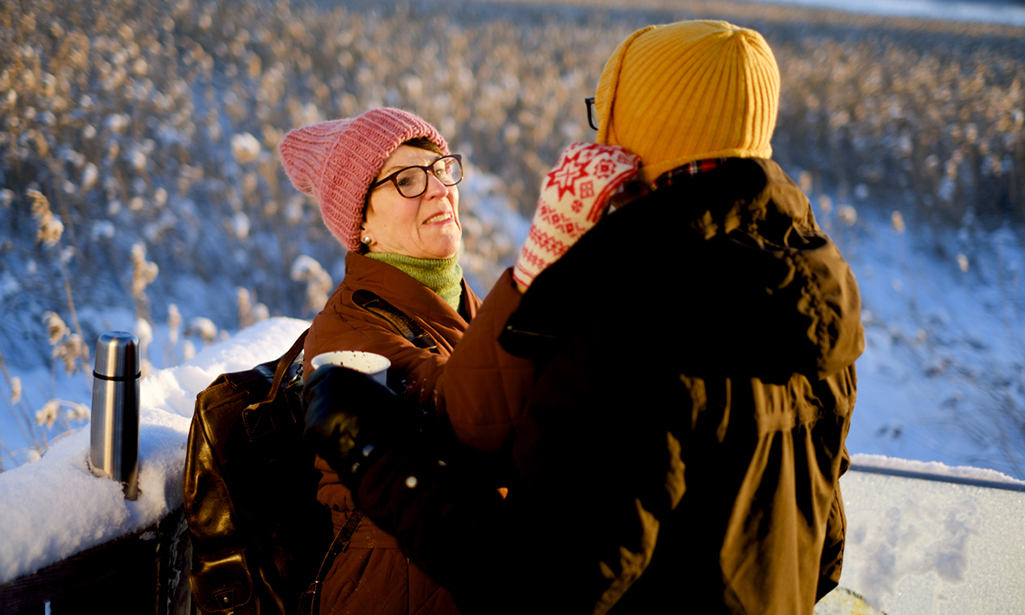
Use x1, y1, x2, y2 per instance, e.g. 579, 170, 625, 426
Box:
352, 289, 439, 353
245, 329, 309, 411
298, 509, 365, 615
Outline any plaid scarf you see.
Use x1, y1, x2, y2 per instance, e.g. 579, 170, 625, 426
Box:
651, 158, 728, 191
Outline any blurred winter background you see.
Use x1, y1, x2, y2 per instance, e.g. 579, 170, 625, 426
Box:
0, 0, 1023, 481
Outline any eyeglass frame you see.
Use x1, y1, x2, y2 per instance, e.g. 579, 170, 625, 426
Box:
368, 154, 464, 199
585, 97, 598, 131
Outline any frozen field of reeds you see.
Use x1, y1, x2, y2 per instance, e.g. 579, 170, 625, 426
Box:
0, 0, 1023, 477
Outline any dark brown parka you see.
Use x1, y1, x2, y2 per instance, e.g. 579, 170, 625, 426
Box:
341, 157, 864, 615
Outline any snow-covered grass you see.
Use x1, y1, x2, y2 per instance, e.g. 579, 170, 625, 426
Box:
830, 201, 1025, 479
1, 0, 1022, 475
8, 181, 1022, 479
0, 164, 526, 471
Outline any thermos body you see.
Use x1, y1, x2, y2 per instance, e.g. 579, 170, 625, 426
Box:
89, 331, 141, 500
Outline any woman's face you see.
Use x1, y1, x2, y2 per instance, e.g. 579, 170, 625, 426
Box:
362, 145, 462, 260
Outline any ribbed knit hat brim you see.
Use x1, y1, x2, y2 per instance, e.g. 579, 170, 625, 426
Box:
595, 20, 780, 185
278, 108, 448, 252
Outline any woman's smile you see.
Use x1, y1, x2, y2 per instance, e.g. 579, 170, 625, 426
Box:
423, 211, 453, 225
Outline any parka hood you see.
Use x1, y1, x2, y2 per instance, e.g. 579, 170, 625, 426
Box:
502, 158, 864, 382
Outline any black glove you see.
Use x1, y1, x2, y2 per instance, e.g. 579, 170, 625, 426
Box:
302, 365, 406, 489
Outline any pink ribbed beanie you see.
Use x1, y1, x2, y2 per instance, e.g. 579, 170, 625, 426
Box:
278, 108, 449, 252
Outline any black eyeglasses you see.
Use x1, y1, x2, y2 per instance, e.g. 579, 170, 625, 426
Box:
369, 154, 463, 199
585, 97, 598, 131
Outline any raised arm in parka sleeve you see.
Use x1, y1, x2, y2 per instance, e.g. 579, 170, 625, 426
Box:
435, 269, 537, 452
304, 265, 536, 452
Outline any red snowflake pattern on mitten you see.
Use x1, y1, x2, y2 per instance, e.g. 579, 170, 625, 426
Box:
514, 142, 639, 289
545, 148, 591, 200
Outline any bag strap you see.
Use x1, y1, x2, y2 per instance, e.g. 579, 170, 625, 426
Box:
245, 329, 309, 411
243, 290, 425, 412
297, 509, 365, 615
352, 289, 439, 353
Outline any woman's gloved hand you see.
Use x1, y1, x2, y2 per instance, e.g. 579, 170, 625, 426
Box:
513, 142, 640, 292
302, 365, 406, 488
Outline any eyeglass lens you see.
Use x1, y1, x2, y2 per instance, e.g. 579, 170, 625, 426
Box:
394, 156, 462, 198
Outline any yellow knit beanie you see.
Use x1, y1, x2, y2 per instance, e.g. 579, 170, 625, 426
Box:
595, 20, 780, 185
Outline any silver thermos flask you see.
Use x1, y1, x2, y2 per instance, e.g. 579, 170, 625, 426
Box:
89, 331, 141, 500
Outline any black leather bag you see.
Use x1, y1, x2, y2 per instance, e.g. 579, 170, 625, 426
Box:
183, 330, 333, 615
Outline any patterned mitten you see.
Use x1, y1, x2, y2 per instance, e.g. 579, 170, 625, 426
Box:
513, 142, 639, 290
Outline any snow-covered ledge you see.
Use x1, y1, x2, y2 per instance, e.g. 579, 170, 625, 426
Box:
836, 454, 1025, 613
0, 318, 309, 585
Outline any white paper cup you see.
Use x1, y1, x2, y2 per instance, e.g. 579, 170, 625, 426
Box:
310, 351, 391, 387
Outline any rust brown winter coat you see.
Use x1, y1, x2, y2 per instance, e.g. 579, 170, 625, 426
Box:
304, 252, 534, 615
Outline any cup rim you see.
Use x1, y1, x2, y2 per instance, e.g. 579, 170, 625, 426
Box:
310, 350, 391, 373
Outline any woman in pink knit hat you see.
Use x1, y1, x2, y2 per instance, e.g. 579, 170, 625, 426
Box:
279, 107, 638, 615
279, 107, 479, 615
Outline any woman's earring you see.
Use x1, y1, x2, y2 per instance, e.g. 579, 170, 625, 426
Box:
362, 236, 373, 245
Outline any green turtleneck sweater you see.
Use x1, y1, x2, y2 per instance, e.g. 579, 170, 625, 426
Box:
365, 252, 464, 312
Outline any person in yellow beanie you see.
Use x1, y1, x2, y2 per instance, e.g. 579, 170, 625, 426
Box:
526, 19, 861, 614
302, 20, 864, 615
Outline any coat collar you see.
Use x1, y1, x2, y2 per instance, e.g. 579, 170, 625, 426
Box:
342, 251, 479, 328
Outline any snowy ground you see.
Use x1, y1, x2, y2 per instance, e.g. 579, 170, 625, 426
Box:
836, 463, 1025, 615
824, 203, 1025, 480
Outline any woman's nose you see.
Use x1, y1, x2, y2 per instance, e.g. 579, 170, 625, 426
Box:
423, 173, 450, 199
